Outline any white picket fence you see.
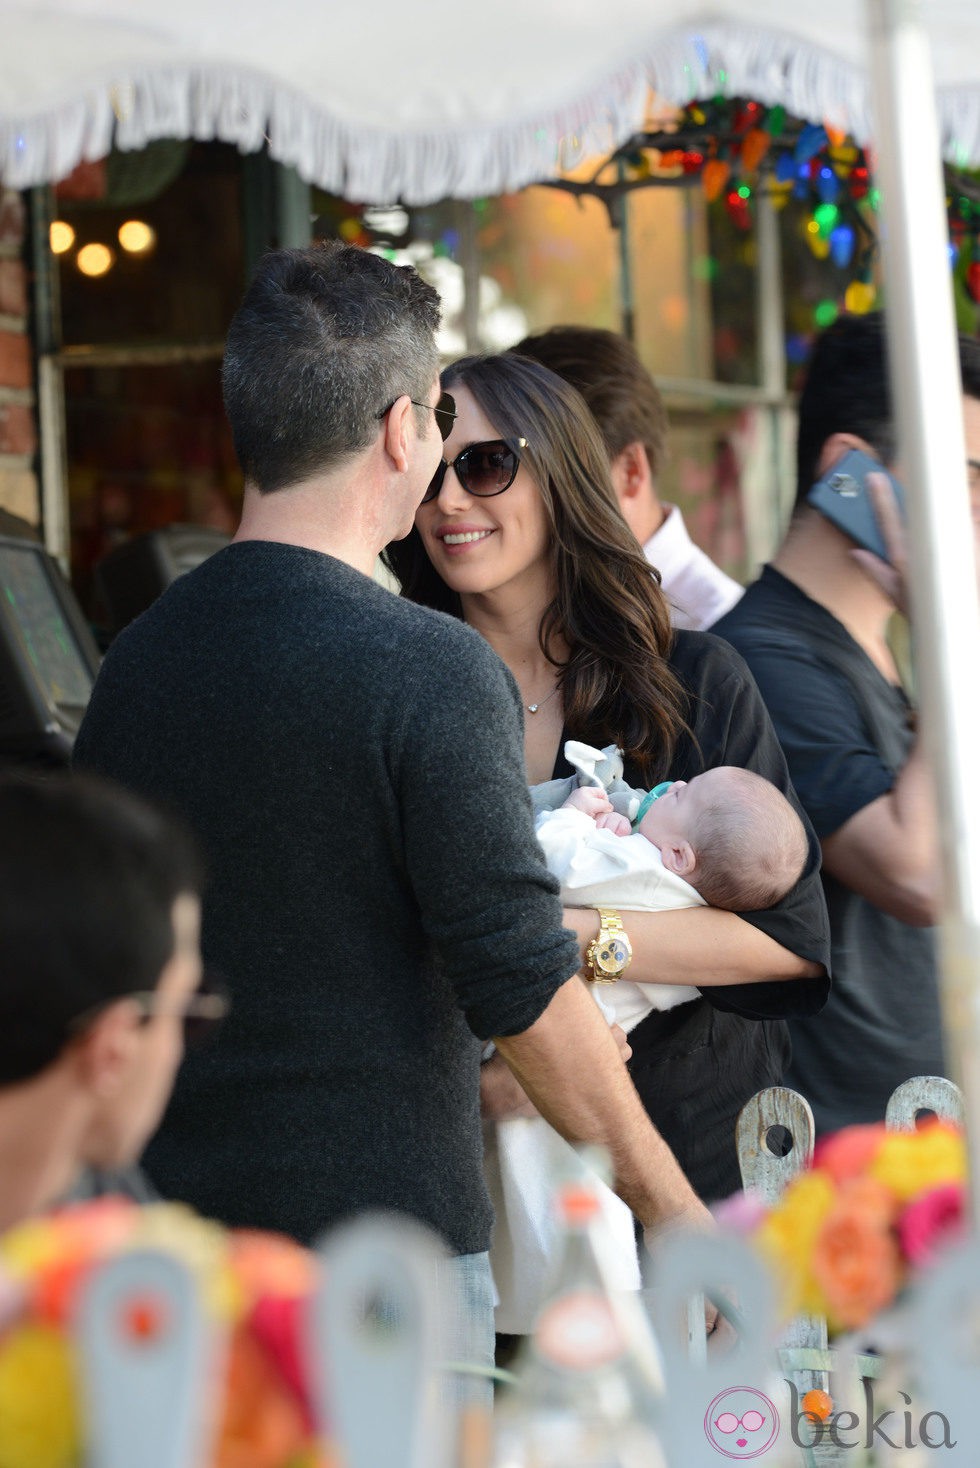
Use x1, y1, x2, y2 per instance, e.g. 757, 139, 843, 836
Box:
60, 1077, 976, 1468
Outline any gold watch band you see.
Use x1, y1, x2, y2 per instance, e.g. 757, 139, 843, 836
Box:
585, 908, 631, 983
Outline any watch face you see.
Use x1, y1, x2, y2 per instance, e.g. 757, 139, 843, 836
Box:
596, 937, 630, 973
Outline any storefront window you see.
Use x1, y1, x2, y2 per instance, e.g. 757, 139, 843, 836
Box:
48, 142, 245, 632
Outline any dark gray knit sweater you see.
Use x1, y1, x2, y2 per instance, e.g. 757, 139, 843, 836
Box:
74, 541, 578, 1251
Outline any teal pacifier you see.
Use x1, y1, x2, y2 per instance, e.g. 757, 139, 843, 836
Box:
631, 781, 673, 831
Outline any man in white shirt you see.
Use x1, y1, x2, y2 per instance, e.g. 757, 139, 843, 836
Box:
514, 325, 742, 630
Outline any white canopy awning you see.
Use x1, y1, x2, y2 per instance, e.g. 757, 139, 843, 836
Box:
1, 1, 979, 202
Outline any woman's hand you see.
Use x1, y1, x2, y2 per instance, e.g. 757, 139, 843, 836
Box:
480, 1053, 539, 1120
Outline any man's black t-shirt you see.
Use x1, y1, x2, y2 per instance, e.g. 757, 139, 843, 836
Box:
714, 567, 943, 1135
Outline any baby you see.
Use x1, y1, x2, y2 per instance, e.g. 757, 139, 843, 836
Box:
486, 758, 808, 1334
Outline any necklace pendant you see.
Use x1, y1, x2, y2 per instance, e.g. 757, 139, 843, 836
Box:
527, 703, 539, 714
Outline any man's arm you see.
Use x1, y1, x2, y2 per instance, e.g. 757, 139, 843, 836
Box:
481, 1005, 633, 1120
828, 470, 942, 925
493, 975, 711, 1238
820, 734, 938, 925
720, 633, 933, 928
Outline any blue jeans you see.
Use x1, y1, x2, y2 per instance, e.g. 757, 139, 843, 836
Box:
439, 1250, 496, 1409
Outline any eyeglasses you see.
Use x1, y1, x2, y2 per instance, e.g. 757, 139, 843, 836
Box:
968, 457, 980, 492
376, 391, 457, 442
67, 970, 230, 1047
422, 437, 528, 505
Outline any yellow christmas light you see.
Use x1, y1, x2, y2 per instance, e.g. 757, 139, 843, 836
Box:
845, 279, 877, 314
49, 221, 75, 254
76, 244, 114, 278
118, 220, 156, 255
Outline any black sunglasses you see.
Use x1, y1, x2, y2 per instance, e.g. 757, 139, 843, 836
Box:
67, 968, 230, 1048
422, 436, 528, 505
376, 391, 457, 442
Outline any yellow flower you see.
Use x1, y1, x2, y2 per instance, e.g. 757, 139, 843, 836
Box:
754, 1171, 837, 1318
869, 1123, 966, 1202
0, 1325, 80, 1468
131, 1204, 243, 1320
0, 1220, 62, 1280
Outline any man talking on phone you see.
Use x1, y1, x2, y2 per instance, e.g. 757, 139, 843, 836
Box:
714, 312, 980, 1135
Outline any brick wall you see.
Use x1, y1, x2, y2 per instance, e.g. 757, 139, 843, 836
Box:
0, 189, 39, 528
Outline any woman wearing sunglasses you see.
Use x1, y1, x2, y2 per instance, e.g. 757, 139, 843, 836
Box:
385, 352, 829, 1204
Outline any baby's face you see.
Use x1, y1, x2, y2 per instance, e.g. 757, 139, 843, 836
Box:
637, 768, 735, 849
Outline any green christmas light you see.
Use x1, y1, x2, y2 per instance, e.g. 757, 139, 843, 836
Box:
692, 255, 719, 282
813, 202, 839, 237
767, 104, 786, 136
814, 300, 839, 328
736, 184, 752, 200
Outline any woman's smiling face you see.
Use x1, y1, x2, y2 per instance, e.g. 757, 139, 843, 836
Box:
413, 383, 554, 607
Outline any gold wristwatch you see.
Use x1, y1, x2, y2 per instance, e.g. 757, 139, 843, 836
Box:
584, 908, 633, 984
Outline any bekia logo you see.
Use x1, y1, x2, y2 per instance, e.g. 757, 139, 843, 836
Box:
704, 1386, 780, 1459
704, 1381, 957, 1457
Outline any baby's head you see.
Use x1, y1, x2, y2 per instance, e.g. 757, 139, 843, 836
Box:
635, 766, 808, 911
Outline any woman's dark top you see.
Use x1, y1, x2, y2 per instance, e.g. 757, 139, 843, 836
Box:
553, 629, 831, 1201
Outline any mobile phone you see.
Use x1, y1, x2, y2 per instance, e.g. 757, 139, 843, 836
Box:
806, 447, 906, 564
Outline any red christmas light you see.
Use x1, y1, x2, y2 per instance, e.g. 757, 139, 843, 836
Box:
967, 259, 980, 303
851, 165, 871, 200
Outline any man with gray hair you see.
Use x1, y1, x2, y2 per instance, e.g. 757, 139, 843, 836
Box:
75, 243, 714, 1384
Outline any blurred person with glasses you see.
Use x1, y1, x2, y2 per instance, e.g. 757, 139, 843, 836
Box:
0, 772, 215, 1231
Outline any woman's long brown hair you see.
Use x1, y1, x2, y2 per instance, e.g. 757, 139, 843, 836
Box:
383, 353, 688, 780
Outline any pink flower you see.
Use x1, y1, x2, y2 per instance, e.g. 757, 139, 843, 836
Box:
897, 1183, 966, 1267
712, 1191, 769, 1234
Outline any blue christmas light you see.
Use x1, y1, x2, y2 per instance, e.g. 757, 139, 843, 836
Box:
829, 223, 855, 268
774, 151, 797, 184
794, 124, 828, 164
816, 166, 840, 204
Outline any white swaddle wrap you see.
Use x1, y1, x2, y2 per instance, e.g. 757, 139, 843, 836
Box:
535, 802, 703, 1027
487, 742, 704, 1333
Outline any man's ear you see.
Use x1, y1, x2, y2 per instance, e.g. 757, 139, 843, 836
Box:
69, 1000, 142, 1100
659, 839, 697, 879
609, 441, 650, 506
382, 396, 414, 474
814, 432, 873, 481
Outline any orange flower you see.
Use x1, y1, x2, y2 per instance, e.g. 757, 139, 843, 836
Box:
214, 1324, 314, 1468
228, 1230, 317, 1304
811, 1177, 903, 1330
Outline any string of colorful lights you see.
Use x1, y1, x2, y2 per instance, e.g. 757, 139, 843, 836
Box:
542, 97, 980, 325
